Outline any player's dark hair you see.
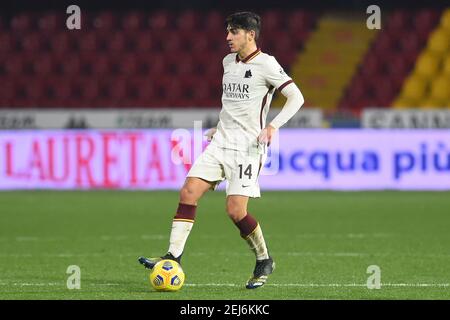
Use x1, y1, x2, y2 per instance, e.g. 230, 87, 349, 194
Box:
226, 12, 261, 40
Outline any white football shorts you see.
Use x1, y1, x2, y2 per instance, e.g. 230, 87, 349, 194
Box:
186, 144, 267, 198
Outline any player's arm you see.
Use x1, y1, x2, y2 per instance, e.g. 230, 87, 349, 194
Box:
258, 57, 304, 145
204, 127, 217, 142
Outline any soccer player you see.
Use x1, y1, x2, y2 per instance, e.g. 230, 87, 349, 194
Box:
139, 11, 304, 289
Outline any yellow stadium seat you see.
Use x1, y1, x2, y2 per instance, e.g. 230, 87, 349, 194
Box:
402, 75, 427, 101
443, 55, 450, 75
392, 97, 416, 109
427, 29, 450, 55
414, 51, 440, 79
420, 97, 446, 109
430, 75, 450, 102
441, 8, 450, 31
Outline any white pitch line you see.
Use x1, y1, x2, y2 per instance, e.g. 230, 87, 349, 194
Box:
184, 283, 450, 288
2, 233, 395, 242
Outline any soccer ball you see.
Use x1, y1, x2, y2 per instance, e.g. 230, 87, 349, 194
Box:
149, 259, 185, 292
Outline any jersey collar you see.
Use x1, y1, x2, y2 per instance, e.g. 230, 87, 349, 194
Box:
235, 48, 261, 63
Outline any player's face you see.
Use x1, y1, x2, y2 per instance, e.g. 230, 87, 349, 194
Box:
226, 27, 253, 53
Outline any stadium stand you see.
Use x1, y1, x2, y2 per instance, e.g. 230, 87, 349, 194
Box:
0, 8, 448, 111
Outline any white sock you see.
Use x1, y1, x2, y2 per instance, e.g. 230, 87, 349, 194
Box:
167, 220, 194, 258
245, 224, 269, 260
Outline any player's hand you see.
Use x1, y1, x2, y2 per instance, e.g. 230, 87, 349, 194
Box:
204, 127, 217, 142
258, 125, 277, 146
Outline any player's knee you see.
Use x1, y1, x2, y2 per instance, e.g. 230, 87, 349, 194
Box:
179, 185, 198, 204
226, 202, 245, 222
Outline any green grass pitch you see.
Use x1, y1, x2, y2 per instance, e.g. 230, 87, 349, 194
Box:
0, 190, 449, 300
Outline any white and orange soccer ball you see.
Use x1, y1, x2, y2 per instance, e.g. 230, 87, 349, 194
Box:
149, 259, 185, 292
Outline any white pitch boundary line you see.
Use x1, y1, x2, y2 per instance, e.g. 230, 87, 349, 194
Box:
0, 282, 120, 287
1, 233, 395, 242
185, 283, 450, 288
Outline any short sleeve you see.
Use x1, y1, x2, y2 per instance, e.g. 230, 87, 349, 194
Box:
264, 56, 293, 91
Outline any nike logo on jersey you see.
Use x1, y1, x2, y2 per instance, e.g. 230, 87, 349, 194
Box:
242, 185, 250, 188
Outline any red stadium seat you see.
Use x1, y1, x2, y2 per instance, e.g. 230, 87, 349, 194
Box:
56, 54, 81, 76
31, 55, 55, 76
130, 77, 157, 103
92, 12, 118, 32
138, 53, 167, 76
384, 53, 410, 76
77, 31, 103, 52
4, 55, 25, 76
148, 10, 172, 31
204, 11, 225, 31
122, 11, 145, 33
20, 32, 44, 52
106, 31, 128, 52
261, 10, 283, 32
115, 54, 138, 76
133, 31, 155, 53
49, 32, 75, 54
287, 10, 313, 31
11, 13, 34, 33
399, 33, 421, 53
415, 9, 440, 32
386, 10, 411, 31
175, 10, 200, 30
0, 33, 15, 53
160, 31, 185, 52
37, 12, 64, 32
76, 78, 100, 102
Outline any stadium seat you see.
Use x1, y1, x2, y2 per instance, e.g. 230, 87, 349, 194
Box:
32, 55, 54, 76
81, 54, 111, 76
427, 29, 450, 55
106, 31, 127, 52
49, 32, 74, 54
37, 12, 63, 32
92, 12, 118, 32
10, 13, 34, 33
441, 8, 450, 31
402, 75, 427, 101
204, 11, 225, 31
175, 10, 200, 30
443, 55, 450, 76
115, 54, 138, 76
4, 55, 25, 76
0, 33, 14, 53
287, 10, 313, 31
392, 96, 416, 109
133, 31, 155, 53
384, 53, 410, 76
57, 54, 81, 76
386, 10, 411, 31
399, 32, 421, 53
414, 52, 440, 79
261, 11, 283, 33
122, 11, 145, 33
21, 32, 44, 52
148, 10, 172, 31
420, 97, 445, 108
430, 76, 450, 102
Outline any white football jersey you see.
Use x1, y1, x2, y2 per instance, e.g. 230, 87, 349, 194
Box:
211, 48, 293, 153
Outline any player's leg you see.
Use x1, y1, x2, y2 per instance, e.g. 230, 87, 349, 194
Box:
139, 144, 224, 269
138, 177, 212, 269
226, 195, 274, 289
166, 177, 213, 259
